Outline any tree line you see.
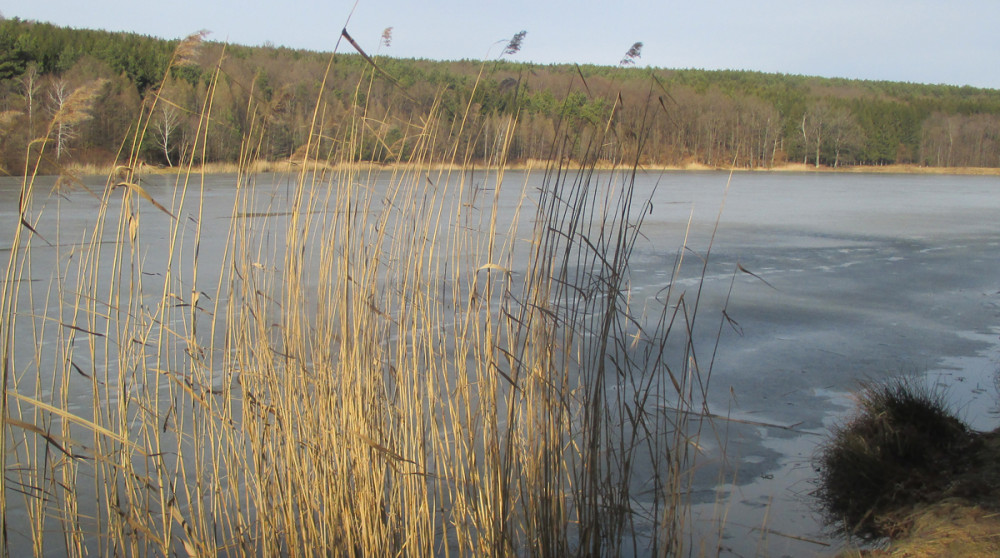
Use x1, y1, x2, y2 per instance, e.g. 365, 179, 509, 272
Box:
2, 16, 999, 174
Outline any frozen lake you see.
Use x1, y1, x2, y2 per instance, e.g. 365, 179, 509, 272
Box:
631, 171, 1000, 555
2, 169, 999, 556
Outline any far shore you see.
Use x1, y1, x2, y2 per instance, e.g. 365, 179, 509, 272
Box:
26, 159, 1000, 179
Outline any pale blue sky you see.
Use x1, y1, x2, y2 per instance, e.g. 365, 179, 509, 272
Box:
3, 0, 998, 89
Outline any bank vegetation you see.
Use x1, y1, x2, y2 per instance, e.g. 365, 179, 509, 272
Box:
2, 17, 1000, 176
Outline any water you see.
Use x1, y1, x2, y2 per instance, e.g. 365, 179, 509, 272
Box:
2, 170, 999, 556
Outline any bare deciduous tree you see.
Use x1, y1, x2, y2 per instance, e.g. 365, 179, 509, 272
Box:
802, 101, 834, 167
20, 65, 40, 139
45, 78, 108, 161
154, 102, 181, 166
48, 79, 72, 159
826, 109, 863, 168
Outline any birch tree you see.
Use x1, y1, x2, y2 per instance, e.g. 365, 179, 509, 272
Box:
20, 65, 40, 139
154, 102, 181, 166
48, 79, 72, 159
45, 78, 108, 162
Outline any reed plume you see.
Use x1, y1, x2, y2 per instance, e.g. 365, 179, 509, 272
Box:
171, 29, 210, 68
48, 79, 108, 129
620, 42, 643, 66
503, 30, 527, 56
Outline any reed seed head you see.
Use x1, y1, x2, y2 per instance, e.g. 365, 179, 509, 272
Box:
50, 79, 108, 128
503, 30, 527, 57
620, 42, 643, 66
172, 30, 210, 68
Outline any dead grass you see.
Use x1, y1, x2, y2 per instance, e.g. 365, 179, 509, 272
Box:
839, 501, 1000, 558
0, 28, 725, 557
888, 501, 1000, 557
821, 381, 1000, 556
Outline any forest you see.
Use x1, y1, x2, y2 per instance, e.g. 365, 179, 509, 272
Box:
2, 16, 1000, 174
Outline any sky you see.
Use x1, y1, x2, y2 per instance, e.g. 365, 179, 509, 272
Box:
3, 0, 999, 89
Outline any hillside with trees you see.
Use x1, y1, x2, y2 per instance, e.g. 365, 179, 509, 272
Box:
2, 16, 999, 174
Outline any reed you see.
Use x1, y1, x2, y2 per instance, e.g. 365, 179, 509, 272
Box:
0, 30, 718, 556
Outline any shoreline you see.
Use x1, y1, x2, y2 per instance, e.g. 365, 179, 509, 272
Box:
43, 160, 1000, 178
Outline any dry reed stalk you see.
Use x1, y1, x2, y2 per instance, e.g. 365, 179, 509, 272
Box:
0, 29, 724, 558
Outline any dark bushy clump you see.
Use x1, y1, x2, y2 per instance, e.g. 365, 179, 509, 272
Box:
815, 378, 976, 541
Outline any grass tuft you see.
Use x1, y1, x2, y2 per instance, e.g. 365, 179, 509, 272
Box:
815, 378, 978, 541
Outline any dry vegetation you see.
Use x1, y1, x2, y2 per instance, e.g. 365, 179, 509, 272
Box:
0, 30, 729, 556
818, 380, 1000, 557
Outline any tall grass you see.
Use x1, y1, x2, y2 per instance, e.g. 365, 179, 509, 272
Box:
1, 32, 717, 556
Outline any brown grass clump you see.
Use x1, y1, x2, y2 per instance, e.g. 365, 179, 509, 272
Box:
815, 378, 979, 541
